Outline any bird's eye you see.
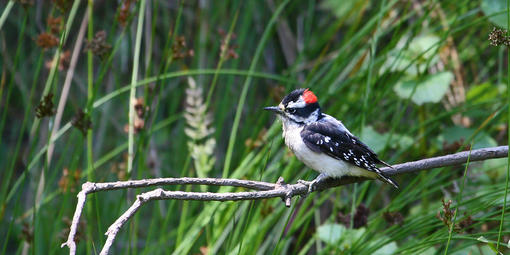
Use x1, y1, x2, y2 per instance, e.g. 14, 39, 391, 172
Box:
287, 108, 296, 113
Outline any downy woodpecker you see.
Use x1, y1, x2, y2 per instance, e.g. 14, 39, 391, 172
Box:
264, 88, 399, 192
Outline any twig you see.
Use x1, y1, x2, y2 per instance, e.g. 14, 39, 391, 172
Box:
47, 8, 90, 164
61, 145, 508, 254
383, 145, 508, 175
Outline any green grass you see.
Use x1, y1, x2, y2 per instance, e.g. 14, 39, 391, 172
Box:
0, 0, 509, 254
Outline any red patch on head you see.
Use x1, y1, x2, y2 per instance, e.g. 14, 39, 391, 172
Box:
302, 88, 317, 104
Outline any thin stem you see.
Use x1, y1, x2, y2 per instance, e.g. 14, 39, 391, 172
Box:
128, 0, 147, 175
496, 0, 510, 250
0, 0, 14, 32
222, 0, 291, 177
444, 146, 471, 254
86, 0, 94, 180
204, 9, 240, 109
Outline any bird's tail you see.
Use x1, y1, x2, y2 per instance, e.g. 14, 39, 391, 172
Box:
374, 168, 399, 189
379, 174, 399, 189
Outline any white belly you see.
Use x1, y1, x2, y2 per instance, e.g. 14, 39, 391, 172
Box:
283, 125, 376, 179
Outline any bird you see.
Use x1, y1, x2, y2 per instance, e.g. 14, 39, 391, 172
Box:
264, 88, 399, 192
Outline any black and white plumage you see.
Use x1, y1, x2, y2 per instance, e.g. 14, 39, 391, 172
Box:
264, 88, 398, 191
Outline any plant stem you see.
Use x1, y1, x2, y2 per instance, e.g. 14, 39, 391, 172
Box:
128, 0, 147, 175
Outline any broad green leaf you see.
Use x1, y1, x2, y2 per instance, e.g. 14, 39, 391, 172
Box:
361, 126, 414, 154
408, 35, 441, 63
361, 126, 388, 153
316, 224, 368, 250
438, 126, 497, 150
340, 227, 366, 249
419, 247, 438, 255
481, 0, 509, 29
380, 35, 440, 76
393, 72, 453, 105
317, 223, 345, 244
452, 242, 500, 255
372, 241, 398, 255
478, 158, 507, 182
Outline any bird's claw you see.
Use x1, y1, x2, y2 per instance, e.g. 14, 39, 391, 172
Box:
297, 179, 317, 194
298, 173, 328, 195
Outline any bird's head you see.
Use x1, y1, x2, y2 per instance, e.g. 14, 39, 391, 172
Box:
264, 88, 322, 125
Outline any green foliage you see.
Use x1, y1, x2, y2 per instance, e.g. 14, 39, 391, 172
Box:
394, 72, 453, 105
381, 34, 441, 76
0, 0, 509, 254
482, 0, 510, 29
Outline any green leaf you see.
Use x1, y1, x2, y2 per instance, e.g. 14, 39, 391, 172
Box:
316, 224, 368, 250
317, 223, 346, 244
361, 126, 414, 154
380, 34, 440, 76
393, 72, 453, 105
321, 0, 368, 20
408, 35, 441, 64
438, 126, 497, 150
340, 228, 366, 249
419, 247, 438, 255
478, 158, 507, 181
372, 241, 398, 255
361, 126, 388, 153
481, 0, 509, 29
466, 82, 505, 104
452, 244, 494, 255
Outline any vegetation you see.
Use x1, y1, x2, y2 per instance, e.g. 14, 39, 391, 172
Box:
0, 0, 509, 254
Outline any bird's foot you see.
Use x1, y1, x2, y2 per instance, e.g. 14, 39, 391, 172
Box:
298, 173, 328, 194
297, 180, 313, 194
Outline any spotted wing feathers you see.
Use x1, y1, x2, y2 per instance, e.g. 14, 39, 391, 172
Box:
301, 122, 399, 189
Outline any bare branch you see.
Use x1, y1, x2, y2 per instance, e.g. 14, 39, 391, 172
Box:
62, 145, 508, 255
383, 145, 508, 175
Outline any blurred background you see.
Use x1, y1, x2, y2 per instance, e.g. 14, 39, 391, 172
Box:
0, 0, 509, 254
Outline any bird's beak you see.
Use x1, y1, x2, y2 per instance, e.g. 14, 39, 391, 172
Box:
264, 106, 283, 115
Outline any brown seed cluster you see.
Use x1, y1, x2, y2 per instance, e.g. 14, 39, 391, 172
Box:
383, 211, 404, 226
21, 222, 33, 242
58, 168, 81, 193
218, 28, 239, 60
47, 16, 63, 35
52, 0, 73, 13
36, 15, 64, 50
488, 27, 510, 46
437, 199, 456, 229
84, 31, 112, 59
457, 214, 474, 234
117, 0, 135, 27
124, 97, 148, 134
337, 204, 370, 228
172, 36, 194, 60
35, 93, 55, 118
59, 217, 86, 243
110, 153, 128, 181
15, 0, 34, 8
436, 199, 475, 233
45, 50, 71, 71
442, 138, 471, 155
71, 109, 92, 135
36, 32, 59, 50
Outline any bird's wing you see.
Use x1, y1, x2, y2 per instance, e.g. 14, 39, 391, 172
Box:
300, 121, 398, 188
